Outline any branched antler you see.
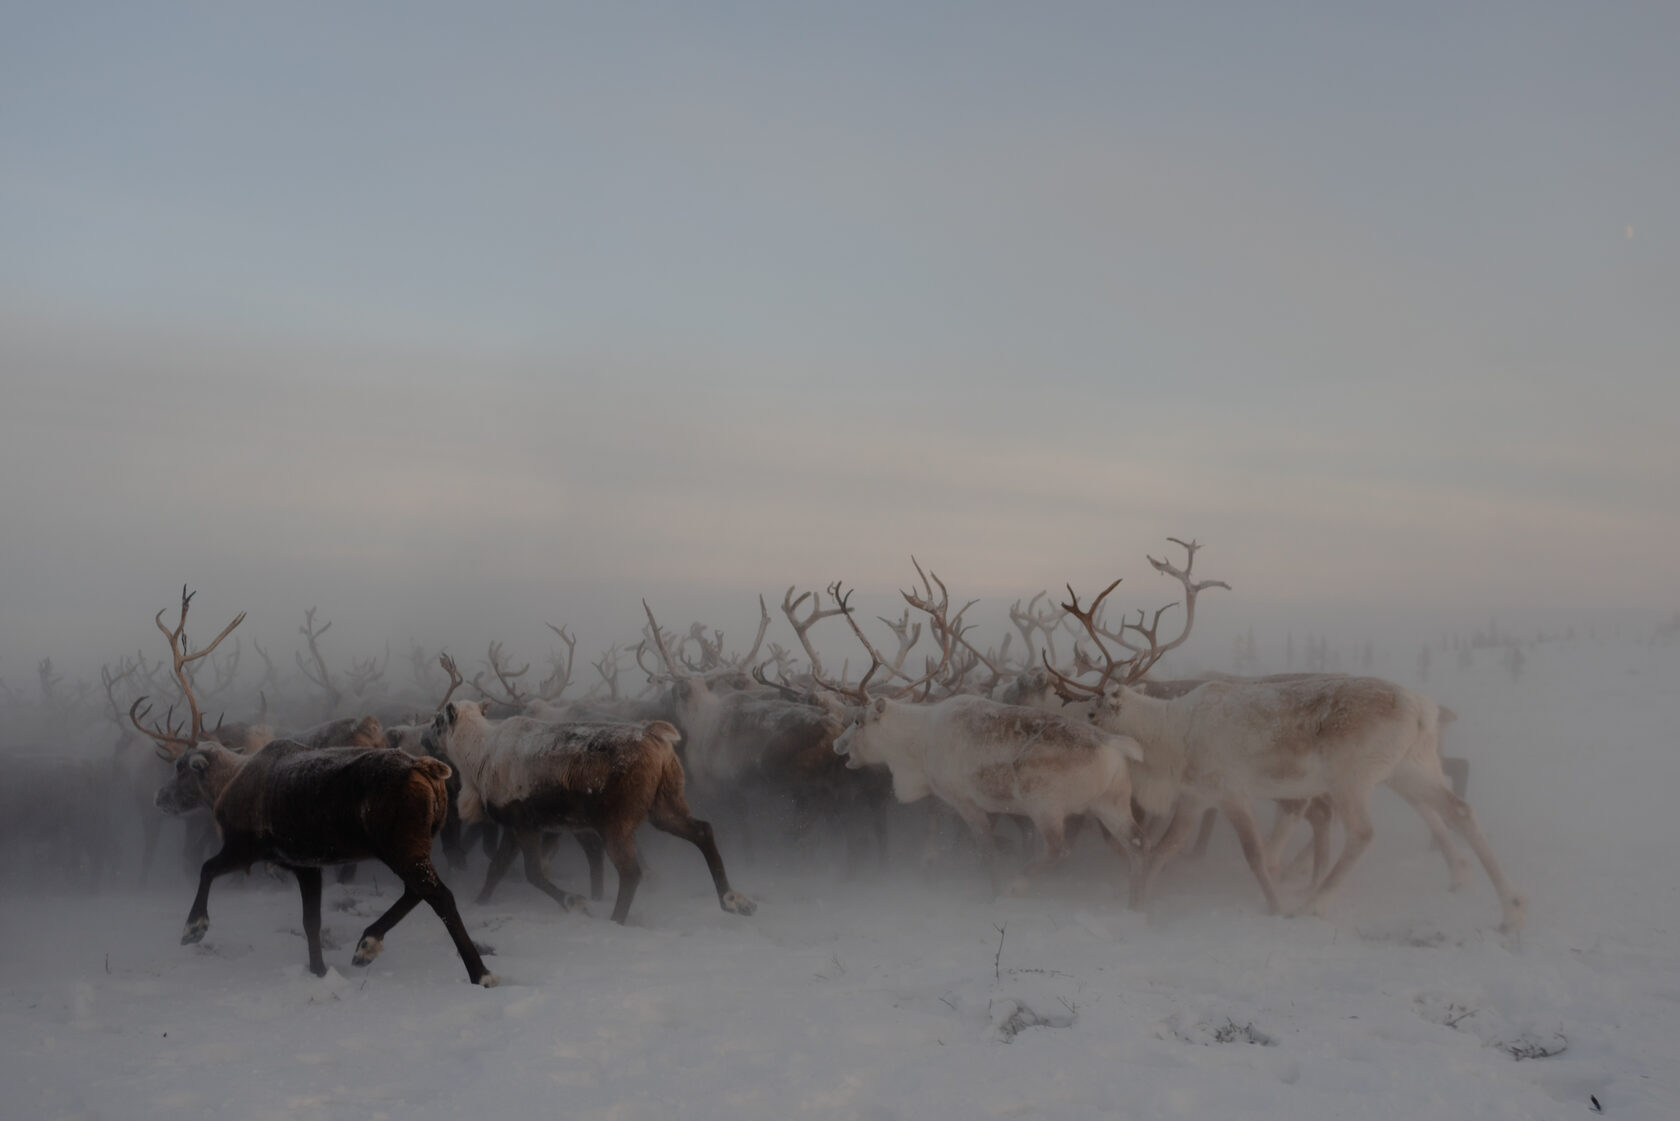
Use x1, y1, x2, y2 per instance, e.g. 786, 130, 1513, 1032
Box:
540, 624, 577, 700
436, 652, 464, 711
1120, 538, 1231, 681
751, 660, 813, 703
295, 607, 342, 714
640, 602, 685, 682
252, 640, 281, 692
1044, 539, 1229, 698
592, 644, 622, 700
345, 643, 388, 698
1009, 591, 1064, 667
781, 585, 852, 679
100, 658, 138, 728
633, 638, 661, 684
681, 623, 721, 672
826, 582, 924, 686
876, 608, 924, 675
130, 586, 246, 758
472, 641, 531, 706
200, 637, 242, 700
734, 595, 772, 669
37, 658, 63, 708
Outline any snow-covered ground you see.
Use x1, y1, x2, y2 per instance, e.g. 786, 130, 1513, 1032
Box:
4, 638, 1677, 1121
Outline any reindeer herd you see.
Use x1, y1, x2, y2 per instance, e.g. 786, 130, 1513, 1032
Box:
1, 539, 1524, 987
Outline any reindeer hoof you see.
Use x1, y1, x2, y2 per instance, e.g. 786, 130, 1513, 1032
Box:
351, 935, 383, 967
478, 973, 500, 989
721, 891, 756, 916
559, 893, 588, 914
1498, 893, 1528, 935
309, 961, 329, 978
181, 918, 209, 945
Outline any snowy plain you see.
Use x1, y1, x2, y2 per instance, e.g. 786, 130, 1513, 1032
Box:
3, 635, 1677, 1121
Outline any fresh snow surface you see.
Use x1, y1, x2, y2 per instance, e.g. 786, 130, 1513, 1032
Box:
3, 639, 1678, 1120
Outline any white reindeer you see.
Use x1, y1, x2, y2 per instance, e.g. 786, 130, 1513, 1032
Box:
1048, 541, 1525, 932
820, 562, 1147, 894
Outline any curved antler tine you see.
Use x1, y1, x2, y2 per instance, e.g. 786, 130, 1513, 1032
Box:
1126, 538, 1230, 680
129, 694, 194, 758
641, 600, 683, 678
633, 638, 660, 684
1040, 649, 1098, 702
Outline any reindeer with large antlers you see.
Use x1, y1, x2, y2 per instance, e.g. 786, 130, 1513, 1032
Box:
137, 588, 496, 985
642, 596, 891, 867
822, 560, 1148, 894
1047, 541, 1524, 931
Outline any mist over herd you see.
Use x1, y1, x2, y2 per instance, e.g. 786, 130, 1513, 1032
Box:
6, 6, 1678, 1116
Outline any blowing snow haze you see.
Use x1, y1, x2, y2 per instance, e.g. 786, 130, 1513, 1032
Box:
2, 2, 1677, 675
4, 9, 1680, 1120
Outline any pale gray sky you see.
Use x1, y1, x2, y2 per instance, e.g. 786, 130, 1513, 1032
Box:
2, 2, 1676, 680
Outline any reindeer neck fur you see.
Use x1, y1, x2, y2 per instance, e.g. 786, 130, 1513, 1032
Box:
440, 706, 496, 813
1104, 686, 1194, 778
674, 678, 725, 738
867, 699, 936, 802
197, 742, 255, 806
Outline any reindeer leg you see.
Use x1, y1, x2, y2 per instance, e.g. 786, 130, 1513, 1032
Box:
1006, 816, 1069, 896
360, 855, 495, 986
539, 832, 562, 878
353, 889, 422, 965
182, 843, 253, 944
1132, 796, 1200, 908
1292, 787, 1375, 918
518, 830, 586, 912
439, 815, 465, 871
1410, 801, 1471, 890
1187, 807, 1219, 858
1442, 756, 1470, 799
603, 828, 644, 925
1263, 800, 1307, 875
475, 828, 518, 905
1304, 796, 1332, 888
575, 832, 606, 902
1220, 798, 1286, 914
1087, 798, 1145, 892
649, 800, 753, 916
292, 866, 328, 977
1387, 766, 1525, 932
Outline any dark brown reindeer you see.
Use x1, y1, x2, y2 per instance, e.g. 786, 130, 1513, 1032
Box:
136, 588, 496, 985
425, 699, 755, 925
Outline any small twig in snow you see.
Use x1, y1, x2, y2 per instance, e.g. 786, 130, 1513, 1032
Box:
994, 922, 1006, 981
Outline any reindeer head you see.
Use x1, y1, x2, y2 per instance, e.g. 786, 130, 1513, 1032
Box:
831, 696, 891, 770
347, 714, 384, 747
429, 699, 488, 752
1084, 682, 1129, 726
154, 747, 219, 815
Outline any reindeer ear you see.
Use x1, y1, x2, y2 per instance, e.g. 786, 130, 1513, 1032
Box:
872, 697, 888, 716
446, 702, 458, 726
189, 754, 210, 772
